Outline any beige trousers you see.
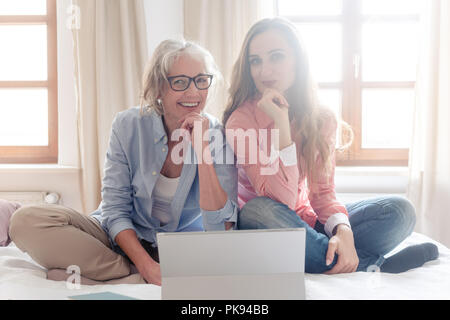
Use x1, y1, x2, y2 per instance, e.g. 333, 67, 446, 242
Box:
9, 204, 145, 283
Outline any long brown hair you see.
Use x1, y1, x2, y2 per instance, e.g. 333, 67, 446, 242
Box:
223, 17, 352, 183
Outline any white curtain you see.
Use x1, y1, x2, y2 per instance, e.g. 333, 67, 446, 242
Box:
184, 0, 274, 120
72, 0, 148, 213
407, 0, 450, 247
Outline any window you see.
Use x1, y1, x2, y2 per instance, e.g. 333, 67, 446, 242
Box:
0, 0, 58, 163
277, 0, 421, 166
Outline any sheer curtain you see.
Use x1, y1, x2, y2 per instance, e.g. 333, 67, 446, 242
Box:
72, 0, 148, 213
407, 0, 450, 247
184, 0, 274, 120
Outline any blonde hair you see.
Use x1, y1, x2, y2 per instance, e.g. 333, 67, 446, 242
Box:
223, 17, 353, 183
140, 39, 222, 116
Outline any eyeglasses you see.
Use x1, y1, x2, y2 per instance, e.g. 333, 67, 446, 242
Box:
167, 74, 213, 92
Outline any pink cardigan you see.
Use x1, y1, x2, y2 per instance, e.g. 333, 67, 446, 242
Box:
225, 97, 350, 237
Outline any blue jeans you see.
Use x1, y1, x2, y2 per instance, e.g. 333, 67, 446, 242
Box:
238, 195, 416, 273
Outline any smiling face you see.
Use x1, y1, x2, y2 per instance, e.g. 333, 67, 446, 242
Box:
160, 54, 209, 130
248, 28, 297, 95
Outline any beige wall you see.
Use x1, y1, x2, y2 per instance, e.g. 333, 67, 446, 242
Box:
0, 0, 407, 214
0, 0, 83, 212
0, 166, 84, 212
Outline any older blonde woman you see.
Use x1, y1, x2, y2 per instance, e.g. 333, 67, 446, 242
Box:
9, 39, 238, 286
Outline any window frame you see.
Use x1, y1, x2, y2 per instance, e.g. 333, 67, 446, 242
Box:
276, 0, 419, 166
0, 0, 58, 164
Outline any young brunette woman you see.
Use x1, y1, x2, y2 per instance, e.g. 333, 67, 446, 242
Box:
224, 18, 438, 274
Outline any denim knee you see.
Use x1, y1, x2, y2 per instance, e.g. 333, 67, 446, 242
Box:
386, 196, 416, 237
238, 197, 278, 229
240, 196, 277, 214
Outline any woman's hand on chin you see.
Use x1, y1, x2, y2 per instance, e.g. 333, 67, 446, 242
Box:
257, 88, 289, 123
177, 112, 210, 157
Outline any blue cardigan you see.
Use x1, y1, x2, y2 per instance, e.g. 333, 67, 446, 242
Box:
90, 107, 238, 249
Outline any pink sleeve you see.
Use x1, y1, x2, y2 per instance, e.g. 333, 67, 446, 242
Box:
226, 112, 299, 210
308, 109, 348, 226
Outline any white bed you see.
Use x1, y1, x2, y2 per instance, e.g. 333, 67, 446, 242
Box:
0, 231, 449, 300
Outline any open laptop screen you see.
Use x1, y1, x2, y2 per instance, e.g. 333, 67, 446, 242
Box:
157, 228, 306, 300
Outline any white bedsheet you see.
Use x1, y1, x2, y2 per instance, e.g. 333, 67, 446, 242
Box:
1, 232, 449, 300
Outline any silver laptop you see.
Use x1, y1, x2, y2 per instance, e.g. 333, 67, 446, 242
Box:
156, 228, 306, 300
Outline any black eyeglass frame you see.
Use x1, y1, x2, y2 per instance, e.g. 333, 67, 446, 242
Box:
166, 73, 214, 92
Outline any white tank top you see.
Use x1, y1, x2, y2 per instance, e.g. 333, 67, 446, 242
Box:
151, 174, 180, 226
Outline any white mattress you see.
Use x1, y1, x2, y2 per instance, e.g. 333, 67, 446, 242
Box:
1, 232, 449, 300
